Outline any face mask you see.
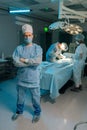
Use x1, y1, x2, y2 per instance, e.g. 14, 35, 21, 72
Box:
24, 37, 33, 44
76, 41, 79, 45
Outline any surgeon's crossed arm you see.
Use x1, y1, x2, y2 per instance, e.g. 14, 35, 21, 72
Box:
13, 58, 28, 67
13, 44, 42, 67
13, 54, 42, 68
19, 57, 42, 66
13, 56, 42, 67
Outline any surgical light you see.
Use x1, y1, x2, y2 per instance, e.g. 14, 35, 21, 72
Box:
49, 0, 83, 35
9, 8, 31, 14
63, 24, 83, 35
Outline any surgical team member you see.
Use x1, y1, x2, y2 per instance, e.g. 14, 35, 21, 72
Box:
12, 24, 43, 123
46, 42, 68, 62
71, 33, 87, 92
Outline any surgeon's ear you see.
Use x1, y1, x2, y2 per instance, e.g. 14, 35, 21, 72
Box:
33, 34, 38, 39
32, 34, 34, 38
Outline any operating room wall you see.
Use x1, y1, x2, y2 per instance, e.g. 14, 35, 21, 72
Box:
0, 12, 51, 58
0, 14, 19, 58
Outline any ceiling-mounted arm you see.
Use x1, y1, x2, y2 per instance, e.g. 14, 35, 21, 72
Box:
58, 0, 63, 19
57, 0, 87, 22
49, 0, 83, 34
62, 5, 87, 19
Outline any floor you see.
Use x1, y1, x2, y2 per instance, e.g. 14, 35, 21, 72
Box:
0, 77, 87, 130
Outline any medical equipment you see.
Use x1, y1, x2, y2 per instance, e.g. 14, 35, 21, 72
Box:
49, 0, 83, 35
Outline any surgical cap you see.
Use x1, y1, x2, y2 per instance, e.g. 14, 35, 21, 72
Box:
75, 33, 85, 41
22, 24, 33, 34
61, 42, 68, 51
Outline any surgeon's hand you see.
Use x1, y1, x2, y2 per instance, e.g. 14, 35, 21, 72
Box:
20, 58, 29, 64
20, 58, 25, 63
63, 56, 66, 59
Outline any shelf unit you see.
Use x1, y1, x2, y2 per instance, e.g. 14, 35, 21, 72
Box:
0, 58, 17, 82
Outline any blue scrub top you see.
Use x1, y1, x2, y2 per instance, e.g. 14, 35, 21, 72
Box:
12, 43, 43, 87
46, 42, 61, 62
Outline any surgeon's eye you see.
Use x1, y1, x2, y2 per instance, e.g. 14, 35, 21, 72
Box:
25, 34, 32, 37
28, 34, 33, 36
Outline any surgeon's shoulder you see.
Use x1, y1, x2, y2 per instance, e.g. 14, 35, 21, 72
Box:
33, 43, 42, 49
15, 44, 25, 51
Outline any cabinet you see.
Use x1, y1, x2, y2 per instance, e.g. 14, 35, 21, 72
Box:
0, 61, 6, 81
0, 58, 17, 82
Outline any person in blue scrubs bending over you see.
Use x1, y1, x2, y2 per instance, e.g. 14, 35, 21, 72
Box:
12, 24, 43, 123
46, 42, 68, 62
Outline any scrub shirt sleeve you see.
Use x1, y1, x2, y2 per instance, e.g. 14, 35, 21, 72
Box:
12, 47, 30, 67
24, 46, 43, 66
75, 45, 82, 60
48, 45, 57, 57
79, 46, 83, 59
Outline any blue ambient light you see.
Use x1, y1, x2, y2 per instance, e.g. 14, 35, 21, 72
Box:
9, 9, 31, 14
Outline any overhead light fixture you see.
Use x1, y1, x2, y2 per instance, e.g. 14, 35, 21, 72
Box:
49, 21, 64, 30
63, 24, 83, 35
9, 8, 31, 14
49, 0, 83, 35
49, 21, 83, 35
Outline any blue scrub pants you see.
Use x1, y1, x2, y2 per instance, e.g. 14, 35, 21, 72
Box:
16, 85, 41, 116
